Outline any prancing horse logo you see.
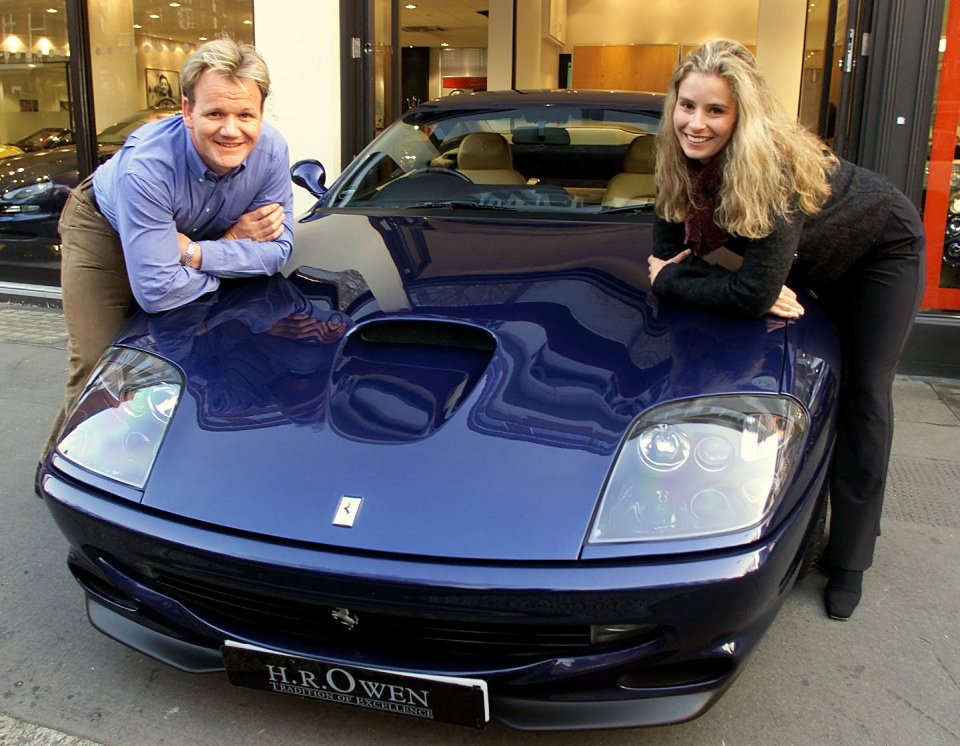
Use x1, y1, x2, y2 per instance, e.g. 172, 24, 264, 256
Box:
331, 608, 359, 629
332, 496, 363, 527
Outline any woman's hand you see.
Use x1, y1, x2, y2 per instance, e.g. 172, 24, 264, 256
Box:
767, 285, 805, 319
223, 203, 285, 242
648, 249, 692, 286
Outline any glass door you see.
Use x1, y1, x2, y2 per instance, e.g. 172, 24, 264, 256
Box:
799, 0, 837, 136
826, 0, 874, 158
340, 0, 397, 167
0, 0, 70, 286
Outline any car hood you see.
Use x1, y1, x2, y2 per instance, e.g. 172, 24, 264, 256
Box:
125, 213, 792, 561
0, 146, 79, 192
0, 144, 121, 193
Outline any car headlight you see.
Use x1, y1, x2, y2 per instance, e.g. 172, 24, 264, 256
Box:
589, 395, 808, 543
1, 179, 53, 201
56, 348, 182, 489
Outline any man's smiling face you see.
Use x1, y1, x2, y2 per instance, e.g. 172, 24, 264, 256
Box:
183, 70, 263, 176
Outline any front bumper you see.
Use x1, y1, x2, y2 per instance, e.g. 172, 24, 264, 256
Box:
41, 460, 824, 730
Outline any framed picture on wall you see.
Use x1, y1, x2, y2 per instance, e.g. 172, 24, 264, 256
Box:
146, 68, 180, 108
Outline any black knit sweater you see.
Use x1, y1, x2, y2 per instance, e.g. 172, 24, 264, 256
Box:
652, 158, 898, 318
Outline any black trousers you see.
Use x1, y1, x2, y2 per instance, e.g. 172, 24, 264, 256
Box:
821, 191, 926, 572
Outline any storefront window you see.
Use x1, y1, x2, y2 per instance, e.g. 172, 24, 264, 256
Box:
922, 0, 960, 311
0, 0, 254, 288
0, 0, 69, 286
89, 0, 254, 159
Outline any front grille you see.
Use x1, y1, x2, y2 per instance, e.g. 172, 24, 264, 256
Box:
151, 570, 606, 659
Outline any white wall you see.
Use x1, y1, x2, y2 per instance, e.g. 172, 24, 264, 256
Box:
254, 0, 342, 217
88, 0, 140, 128
514, 0, 543, 89
488, 0, 515, 90
566, 0, 760, 46
513, 0, 561, 90
755, 0, 808, 117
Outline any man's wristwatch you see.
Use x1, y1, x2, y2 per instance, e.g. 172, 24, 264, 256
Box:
183, 241, 199, 268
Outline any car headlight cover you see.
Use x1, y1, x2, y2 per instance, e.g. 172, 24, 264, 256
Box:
56, 348, 182, 489
589, 395, 808, 543
2, 179, 53, 201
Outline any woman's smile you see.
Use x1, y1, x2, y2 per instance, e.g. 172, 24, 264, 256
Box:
673, 72, 738, 164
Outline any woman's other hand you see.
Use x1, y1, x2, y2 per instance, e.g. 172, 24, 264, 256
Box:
648, 249, 692, 286
767, 285, 805, 319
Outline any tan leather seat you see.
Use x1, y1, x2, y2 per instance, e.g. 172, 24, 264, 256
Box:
602, 136, 656, 207
456, 133, 526, 185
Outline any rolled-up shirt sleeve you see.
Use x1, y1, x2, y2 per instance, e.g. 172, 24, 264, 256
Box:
116, 172, 219, 313
652, 216, 687, 259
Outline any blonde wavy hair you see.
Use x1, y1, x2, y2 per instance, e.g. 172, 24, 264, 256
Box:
655, 39, 838, 239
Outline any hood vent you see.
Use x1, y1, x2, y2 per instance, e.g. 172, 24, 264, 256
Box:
330, 320, 495, 444
357, 319, 494, 351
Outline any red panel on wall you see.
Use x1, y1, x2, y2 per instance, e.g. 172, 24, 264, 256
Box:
442, 77, 487, 91
922, 0, 960, 310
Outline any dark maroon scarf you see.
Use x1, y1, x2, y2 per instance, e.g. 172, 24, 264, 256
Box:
684, 158, 728, 256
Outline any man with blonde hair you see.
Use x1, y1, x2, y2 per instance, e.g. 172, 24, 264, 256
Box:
40, 37, 293, 466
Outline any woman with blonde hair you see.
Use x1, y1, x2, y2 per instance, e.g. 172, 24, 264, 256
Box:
648, 39, 925, 619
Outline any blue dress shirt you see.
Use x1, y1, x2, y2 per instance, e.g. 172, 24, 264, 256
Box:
92, 113, 294, 313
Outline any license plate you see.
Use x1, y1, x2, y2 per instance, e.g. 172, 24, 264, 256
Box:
222, 641, 489, 728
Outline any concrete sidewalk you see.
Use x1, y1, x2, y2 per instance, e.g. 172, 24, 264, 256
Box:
1, 302, 958, 746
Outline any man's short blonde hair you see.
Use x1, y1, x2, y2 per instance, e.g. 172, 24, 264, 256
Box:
180, 37, 271, 105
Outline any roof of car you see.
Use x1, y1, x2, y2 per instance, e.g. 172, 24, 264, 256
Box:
412, 89, 666, 113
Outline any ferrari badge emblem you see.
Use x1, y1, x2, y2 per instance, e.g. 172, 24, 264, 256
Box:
333, 496, 363, 527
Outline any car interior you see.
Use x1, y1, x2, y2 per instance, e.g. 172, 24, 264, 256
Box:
330, 111, 660, 213
454, 132, 527, 185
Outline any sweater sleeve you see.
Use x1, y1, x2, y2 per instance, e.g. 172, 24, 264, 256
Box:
652, 215, 803, 318
652, 216, 687, 259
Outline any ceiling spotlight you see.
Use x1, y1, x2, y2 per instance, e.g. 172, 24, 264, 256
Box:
199, 35, 208, 41
46, 7, 58, 13
133, 23, 142, 28
440, 42, 449, 47
243, 19, 252, 24
148, 13, 160, 19
405, 3, 417, 8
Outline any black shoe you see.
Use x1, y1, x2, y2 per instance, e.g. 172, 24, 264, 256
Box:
824, 569, 863, 620
34, 461, 43, 498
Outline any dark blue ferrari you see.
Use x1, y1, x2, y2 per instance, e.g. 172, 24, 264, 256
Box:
40, 91, 838, 731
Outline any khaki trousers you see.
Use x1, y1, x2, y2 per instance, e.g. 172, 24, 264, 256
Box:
41, 177, 134, 458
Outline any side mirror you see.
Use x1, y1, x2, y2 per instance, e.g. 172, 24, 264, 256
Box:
291, 159, 328, 199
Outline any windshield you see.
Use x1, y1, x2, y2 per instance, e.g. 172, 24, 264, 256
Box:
326, 104, 661, 216
14, 128, 71, 151
97, 109, 179, 145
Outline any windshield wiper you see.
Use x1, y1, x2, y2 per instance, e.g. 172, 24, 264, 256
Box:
599, 203, 656, 214
392, 200, 521, 211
